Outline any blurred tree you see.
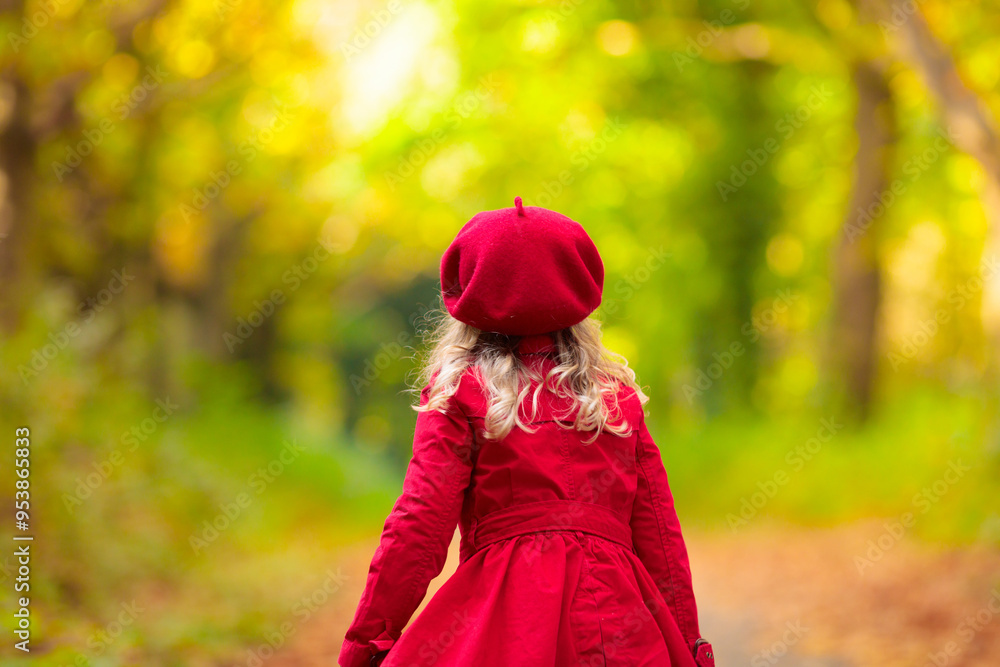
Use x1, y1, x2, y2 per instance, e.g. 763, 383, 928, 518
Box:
878, 0, 1000, 374
0, 0, 35, 334
833, 58, 896, 419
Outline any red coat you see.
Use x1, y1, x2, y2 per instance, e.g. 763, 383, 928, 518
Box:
340, 333, 712, 667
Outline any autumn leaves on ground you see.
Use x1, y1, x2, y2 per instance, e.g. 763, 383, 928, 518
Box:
266, 522, 1000, 667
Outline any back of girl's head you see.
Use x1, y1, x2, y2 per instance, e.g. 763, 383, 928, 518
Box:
427, 197, 643, 440
414, 308, 648, 443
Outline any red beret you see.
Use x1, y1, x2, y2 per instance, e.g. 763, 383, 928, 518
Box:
440, 197, 604, 335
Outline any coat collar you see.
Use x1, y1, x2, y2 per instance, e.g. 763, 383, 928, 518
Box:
516, 332, 557, 356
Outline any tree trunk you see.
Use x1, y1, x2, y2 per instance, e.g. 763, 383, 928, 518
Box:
0, 72, 35, 334
833, 61, 897, 419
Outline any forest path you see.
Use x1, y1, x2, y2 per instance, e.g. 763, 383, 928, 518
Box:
266, 522, 1000, 667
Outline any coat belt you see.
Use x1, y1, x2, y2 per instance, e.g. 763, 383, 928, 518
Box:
470, 499, 634, 553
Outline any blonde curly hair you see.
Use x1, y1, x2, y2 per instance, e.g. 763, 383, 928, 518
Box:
414, 310, 648, 443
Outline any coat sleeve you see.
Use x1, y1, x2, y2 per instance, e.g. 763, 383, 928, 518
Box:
629, 412, 703, 654
339, 385, 475, 667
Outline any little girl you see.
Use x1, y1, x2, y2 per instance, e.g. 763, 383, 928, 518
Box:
340, 198, 714, 667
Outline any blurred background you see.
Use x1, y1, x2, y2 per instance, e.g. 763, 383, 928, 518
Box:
1, 0, 999, 665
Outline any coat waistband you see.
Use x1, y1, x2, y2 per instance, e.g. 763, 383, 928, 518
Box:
471, 500, 634, 553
